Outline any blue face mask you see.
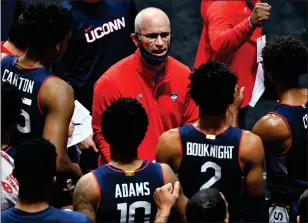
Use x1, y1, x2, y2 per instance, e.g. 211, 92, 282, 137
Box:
139, 44, 169, 66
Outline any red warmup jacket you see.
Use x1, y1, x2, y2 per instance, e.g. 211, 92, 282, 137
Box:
92, 49, 198, 165
195, 0, 262, 107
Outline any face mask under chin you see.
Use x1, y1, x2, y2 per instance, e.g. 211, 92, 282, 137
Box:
139, 44, 169, 66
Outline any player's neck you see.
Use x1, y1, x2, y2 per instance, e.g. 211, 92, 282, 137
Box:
18, 51, 52, 69
109, 159, 143, 171
15, 200, 49, 213
195, 115, 228, 135
277, 87, 307, 105
3, 41, 25, 57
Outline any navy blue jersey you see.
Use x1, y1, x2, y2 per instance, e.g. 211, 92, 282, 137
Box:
178, 124, 244, 221
54, 0, 136, 111
92, 161, 164, 222
266, 102, 308, 205
1, 56, 55, 152
1, 206, 93, 223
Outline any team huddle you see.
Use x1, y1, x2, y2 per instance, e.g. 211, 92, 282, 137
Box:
1, 2, 308, 223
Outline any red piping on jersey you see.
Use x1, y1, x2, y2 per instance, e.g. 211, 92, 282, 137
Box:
192, 124, 231, 137
1, 151, 14, 167
91, 171, 102, 212
3, 146, 12, 153
159, 163, 167, 185
268, 112, 292, 155
37, 75, 57, 116
176, 128, 183, 174
237, 131, 245, 174
105, 161, 150, 173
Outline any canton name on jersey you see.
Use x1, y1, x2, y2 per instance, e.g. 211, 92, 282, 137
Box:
2, 69, 34, 94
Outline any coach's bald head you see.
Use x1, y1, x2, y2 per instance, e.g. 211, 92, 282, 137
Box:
134, 7, 170, 33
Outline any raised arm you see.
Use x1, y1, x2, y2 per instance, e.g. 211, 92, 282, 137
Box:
40, 77, 82, 177
73, 173, 99, 221
92, 77, 121, 164
160, 163, 188, 220
156, 129, 182, 173
239, 131, 267, 222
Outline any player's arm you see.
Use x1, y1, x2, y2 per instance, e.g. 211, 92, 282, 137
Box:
156, 129, 182, 173
252, 114, 290, 153
92, 77, 121, 164
239, 131, 267, 222
73, 173, 99, 221
160, 163, 188, 220
40, 78, 82, 176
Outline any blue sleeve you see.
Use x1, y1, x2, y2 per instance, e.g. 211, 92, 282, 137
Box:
86, 216, 94, 223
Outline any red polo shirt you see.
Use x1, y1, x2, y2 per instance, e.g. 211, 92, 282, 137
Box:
92, 49, 198, 165
195, 0, 262, 107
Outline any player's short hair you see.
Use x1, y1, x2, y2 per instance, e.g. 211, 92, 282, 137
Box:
19, 2, 72, 49
262, 36, 308, 87
186, 188, 227, 222
102, 98, 149, 163
189, 61, 237, 115
1, 83, 22, 133
14, 138, 57, 202
8, 16, 27, 50
299, 189, 308, 223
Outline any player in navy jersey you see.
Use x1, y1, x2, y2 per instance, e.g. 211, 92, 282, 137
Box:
73, 98, 188, 222
1, 2, 81, 177
156, 61, 267, 222
253, 36, 308, 222
1, 139, 93, 223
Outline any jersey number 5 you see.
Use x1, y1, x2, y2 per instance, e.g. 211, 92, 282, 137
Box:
117, 201, 151, 223
200, 161, 221, 190
17, 97, 32, 134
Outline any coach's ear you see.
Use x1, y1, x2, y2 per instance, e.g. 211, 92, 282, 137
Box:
53, 176, 57, 184
131, 33, 140, 48
297, 215, 300, 223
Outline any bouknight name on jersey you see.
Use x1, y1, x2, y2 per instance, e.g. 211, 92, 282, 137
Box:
186, 142, 234, 159
85, 17, 126, 43
2, 69, 34, 94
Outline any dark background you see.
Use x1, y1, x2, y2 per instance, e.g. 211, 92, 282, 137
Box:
2, 0, 307, 68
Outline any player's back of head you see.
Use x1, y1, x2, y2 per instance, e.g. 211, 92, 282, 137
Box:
102, 98, 149, 163
8, 16, 27, 51
1, 82, 22, 134
20, 2, 72, 51
298, 189, 308, 223
186, 188, 228, 223
262, 36, 308, 87
189, 61, 237, 116
14, 138, 57, 202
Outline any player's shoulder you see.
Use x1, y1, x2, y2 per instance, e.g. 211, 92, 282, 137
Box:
252, 113, 289, 140
239, 130, 264, 162
159, 128, 180, 143
42, 76, 73, 95
241, 130, 263, 146
60, 0, 72, 10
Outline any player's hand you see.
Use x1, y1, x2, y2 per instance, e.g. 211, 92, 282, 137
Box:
68, 121, 75, 137
250, 3, 271, 27
231, 86, 245, 111
154, 181, 180, 212
78, 133, 98, 153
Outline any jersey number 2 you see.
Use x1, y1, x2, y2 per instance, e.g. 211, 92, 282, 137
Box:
118, 201, 151, 223
17, 98, 32, 134
200, 161, 221, 190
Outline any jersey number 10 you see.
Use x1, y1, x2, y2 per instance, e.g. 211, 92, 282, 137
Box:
117, 201, 151, 223
17, 97, 32, 134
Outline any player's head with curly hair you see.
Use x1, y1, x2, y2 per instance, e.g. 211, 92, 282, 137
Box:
20, 2, 72, 61
262, 36, 308, 88
102, 98, 149, 163
189, 61, 237, 116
